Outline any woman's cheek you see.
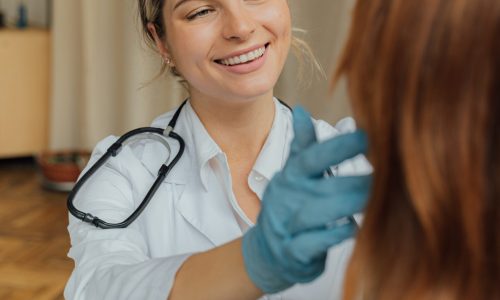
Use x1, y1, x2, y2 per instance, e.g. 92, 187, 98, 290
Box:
259, 2, 291, 38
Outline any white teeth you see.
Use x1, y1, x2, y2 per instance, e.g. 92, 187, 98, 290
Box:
219, 46, 266, 66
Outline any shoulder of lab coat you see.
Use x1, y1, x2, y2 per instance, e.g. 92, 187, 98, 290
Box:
313, 117, 373, 176
65, 134, 190, 300
314, 116, 371, 226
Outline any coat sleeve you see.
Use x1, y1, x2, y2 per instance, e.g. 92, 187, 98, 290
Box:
64, 136, 190, 300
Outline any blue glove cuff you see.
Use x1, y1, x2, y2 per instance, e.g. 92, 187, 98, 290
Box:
242, 226, 292, 294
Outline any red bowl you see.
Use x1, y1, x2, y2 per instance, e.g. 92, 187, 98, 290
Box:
37, 151, 91, 183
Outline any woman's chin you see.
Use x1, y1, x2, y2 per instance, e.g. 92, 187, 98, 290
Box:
227, 81, 276, 100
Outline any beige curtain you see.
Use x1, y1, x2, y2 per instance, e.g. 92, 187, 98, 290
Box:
278, 0, 355, 122
49, 0, 354, 151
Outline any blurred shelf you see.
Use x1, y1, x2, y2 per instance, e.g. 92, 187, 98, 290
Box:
0, 29, 51, 158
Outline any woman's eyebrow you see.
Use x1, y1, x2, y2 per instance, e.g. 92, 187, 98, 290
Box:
174, 0, 191, 10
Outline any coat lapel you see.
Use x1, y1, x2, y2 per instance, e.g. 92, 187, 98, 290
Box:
142, 102, 244, 247
141, 141, 242, 246
173, 165, 243, 246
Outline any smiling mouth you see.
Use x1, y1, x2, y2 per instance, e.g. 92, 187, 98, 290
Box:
215, 43, 270, 66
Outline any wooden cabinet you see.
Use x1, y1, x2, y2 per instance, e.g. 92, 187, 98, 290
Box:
0, 29, 50, 158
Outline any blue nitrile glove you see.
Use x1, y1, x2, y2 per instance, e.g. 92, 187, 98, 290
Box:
242, 107, 372, 294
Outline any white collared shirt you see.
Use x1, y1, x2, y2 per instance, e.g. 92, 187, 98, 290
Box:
65, 98, 371, 300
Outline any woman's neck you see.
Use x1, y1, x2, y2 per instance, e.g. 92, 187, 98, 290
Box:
189, 91, 276, 161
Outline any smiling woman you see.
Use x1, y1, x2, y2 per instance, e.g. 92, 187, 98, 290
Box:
139, 0, 321, 85
63, 0, 371, 299
151, 0, 292, 104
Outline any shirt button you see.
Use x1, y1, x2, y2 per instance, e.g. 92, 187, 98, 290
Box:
254, 175, 264, 182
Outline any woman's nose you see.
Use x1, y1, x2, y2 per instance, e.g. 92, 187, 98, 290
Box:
222, 8, 256, 41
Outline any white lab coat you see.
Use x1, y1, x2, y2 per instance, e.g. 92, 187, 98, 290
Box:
65, 99, 371, 300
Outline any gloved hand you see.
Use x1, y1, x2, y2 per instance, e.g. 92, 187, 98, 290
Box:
242, 107, 372, 294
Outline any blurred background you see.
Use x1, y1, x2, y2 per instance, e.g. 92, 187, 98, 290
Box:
0, 0, 354, 298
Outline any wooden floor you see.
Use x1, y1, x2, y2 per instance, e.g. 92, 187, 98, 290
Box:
0, 158, 73, 300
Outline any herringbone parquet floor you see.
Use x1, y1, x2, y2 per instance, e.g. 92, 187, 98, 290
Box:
0, 158, 72, 300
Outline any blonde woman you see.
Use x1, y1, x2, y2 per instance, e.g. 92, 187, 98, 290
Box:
65, 1, 370, 299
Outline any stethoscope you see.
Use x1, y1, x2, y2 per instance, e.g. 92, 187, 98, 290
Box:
67, 99, 344, 229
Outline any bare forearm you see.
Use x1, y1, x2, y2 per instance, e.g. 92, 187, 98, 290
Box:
168, 238, 263, 300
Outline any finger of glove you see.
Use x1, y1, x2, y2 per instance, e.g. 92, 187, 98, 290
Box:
285, 223, 357, 265
288, 191, 369, 234
313, 174, 372, 195
270, 174, 371, 211
288, 131, 368, 177
289, 106, 317, 157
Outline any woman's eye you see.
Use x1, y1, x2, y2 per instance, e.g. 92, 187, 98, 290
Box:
186, 8, 214, 21
244, 0, 266, 3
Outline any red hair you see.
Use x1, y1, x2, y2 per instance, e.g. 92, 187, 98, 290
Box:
335, 0, 500, 298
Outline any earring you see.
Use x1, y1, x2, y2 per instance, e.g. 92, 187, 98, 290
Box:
164, 56, 172, 66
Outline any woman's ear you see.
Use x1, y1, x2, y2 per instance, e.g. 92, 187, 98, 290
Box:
147, 22, 172, 63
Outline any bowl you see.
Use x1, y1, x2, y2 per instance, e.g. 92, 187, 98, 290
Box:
37, 151, 91, 192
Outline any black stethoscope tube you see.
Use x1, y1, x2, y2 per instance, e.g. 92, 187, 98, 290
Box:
67, 128, 185, 229
67, 101, 187, 229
